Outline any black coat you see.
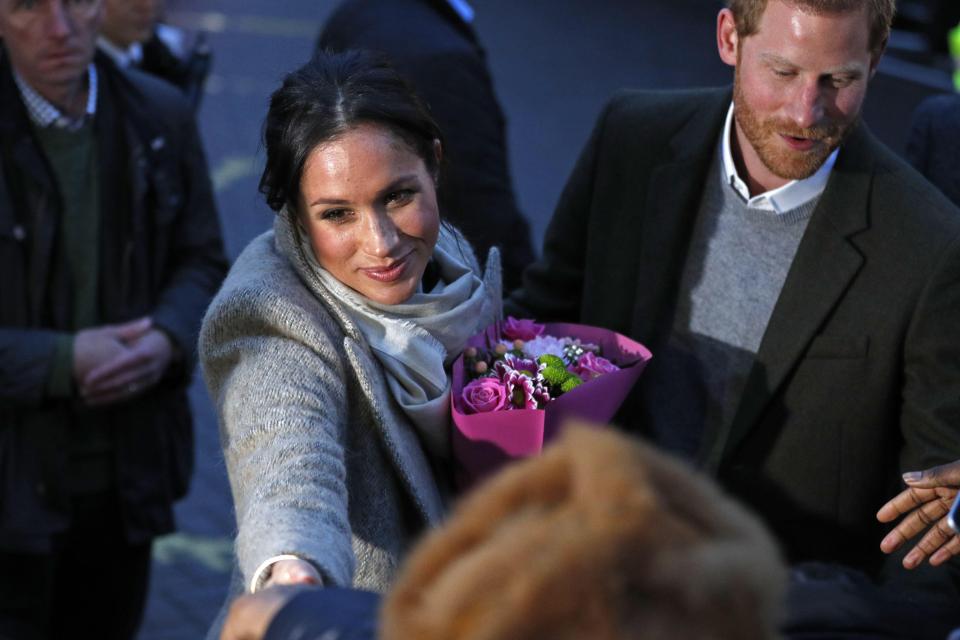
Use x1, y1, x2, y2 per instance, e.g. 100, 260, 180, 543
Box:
0, 52, 227, 552
906, 93, 960, 208
317, 0, 535, 291
508, 88, 960, 606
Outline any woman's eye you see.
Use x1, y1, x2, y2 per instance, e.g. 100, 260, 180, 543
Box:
321, 208, 352, 222
386, 189, 416, 207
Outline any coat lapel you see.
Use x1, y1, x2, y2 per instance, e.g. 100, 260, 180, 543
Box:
706, 125, 874, 471
631, 90, 731, 347
343, 337, 445, 525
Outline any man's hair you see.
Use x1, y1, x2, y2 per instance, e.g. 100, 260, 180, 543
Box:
727, 0, 896, 55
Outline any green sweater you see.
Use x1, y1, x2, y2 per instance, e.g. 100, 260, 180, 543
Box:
33, 121, 100, 398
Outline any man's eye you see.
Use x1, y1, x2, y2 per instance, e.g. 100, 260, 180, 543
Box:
773, 69, 795, 78
385, 189, 415, 206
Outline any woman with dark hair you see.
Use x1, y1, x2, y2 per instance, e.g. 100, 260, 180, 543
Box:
199, 49, 500, 630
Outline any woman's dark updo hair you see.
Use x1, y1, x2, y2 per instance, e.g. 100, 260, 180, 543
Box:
259, 49, 444, 213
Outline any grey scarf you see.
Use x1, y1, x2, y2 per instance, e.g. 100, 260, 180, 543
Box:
297, 220, 500, 460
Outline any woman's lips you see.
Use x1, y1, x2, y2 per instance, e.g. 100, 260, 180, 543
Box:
361, 252, 412, 283
780, 134, 817, 151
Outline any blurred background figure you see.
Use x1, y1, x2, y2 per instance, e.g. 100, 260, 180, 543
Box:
98, 0, 211, 110
317, 0, 535, 293
220, 426, 787, 640
906, 93, 960, 207
0, 0, 226, 637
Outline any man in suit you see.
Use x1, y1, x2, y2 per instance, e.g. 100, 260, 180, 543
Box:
317, 0, 535, 292
0, 0, 226, 637
906, 93, 960, 207
97, 0, 212, 111
508, 0, 960, 630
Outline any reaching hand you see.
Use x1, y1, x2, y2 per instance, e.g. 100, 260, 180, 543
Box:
264, 558, 322, 589
877, 460, 960, 569
80, 320, 174, 406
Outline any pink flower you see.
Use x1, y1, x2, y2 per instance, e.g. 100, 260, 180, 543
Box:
573, 352, 619, 382
503, 369, 538, 410
501, 316, 545, 341
462, 377, 508, 414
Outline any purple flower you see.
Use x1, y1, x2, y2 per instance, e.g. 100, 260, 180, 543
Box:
462, 377, 509, 414
521, 334, 567, 360
503, 369, 538, 410
501, 316, 545, 341
572, 352, 619, 382
503, 353, 541, 376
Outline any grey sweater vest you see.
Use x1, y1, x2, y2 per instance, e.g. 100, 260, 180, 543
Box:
647, 146, 819, 461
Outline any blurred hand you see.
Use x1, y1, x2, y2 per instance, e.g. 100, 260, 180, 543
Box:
220, 584, 312, 640
877, 460, 960, 569
73, 317, 153, 384
264, 558, 322, 589
80, 321, 174, 406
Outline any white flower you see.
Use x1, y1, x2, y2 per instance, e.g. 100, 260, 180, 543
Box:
522, 334, 567, 360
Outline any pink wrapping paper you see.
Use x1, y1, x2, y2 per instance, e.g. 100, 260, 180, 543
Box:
451, 322, 652, 488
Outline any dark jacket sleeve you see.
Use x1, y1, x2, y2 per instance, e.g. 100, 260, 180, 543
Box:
0, 328, 71, 408
505, 99, 612, 321
149, 104, 227, 378
264, 588, 380, 640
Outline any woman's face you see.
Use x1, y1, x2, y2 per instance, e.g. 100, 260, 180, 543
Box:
297, 124, 441, 306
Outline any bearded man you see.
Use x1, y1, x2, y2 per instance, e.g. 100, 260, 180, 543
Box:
508, 0, 960, 633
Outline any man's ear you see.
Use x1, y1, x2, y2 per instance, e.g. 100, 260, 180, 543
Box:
717, 8, 740, 67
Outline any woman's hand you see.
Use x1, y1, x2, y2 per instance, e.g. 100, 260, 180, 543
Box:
264, 558, 322, 588
877, 460, 960, 569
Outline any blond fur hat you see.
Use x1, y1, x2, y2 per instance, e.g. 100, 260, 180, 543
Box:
380, 424, 786, 640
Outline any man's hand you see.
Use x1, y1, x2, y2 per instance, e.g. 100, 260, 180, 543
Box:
877, 460, 960, 569
80, 321, 174, 406
220, 585, 312, 640
73, 317, 153, 384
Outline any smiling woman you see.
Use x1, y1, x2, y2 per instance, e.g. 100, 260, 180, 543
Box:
198, 50, 501, 638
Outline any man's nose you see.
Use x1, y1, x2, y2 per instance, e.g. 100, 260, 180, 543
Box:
362, 211, 399, 257
43, 1, 75, 39
788, 79, 825, 129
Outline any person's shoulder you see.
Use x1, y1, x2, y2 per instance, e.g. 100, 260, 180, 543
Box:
203, 231, 338, 346
603, 86, 729, 123
851, 127, 960, 251
97, 54, 192, 124
912, 93, 960, 126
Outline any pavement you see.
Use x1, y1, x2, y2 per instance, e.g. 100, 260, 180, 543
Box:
136, 2, 954, 638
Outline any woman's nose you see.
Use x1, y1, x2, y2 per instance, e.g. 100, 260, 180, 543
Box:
362, 211, 399, 257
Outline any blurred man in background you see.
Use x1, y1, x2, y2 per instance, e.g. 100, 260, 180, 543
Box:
0, 0, 226, 637
98, 0, 211, 109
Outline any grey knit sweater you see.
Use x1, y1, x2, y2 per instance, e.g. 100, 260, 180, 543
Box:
646, 147, 819, 460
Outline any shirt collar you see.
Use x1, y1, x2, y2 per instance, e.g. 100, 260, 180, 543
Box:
721, 103, 836, 214
446, 0, 475, 23
97, 36, 143, 67
14, 64, 98, 131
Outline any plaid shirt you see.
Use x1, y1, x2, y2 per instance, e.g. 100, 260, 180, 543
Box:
13, 64, 98, 131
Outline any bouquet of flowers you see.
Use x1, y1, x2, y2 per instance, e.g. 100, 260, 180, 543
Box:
451, 317, 652, 487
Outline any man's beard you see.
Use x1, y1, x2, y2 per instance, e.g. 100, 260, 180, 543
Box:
732, 68, 856, 181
